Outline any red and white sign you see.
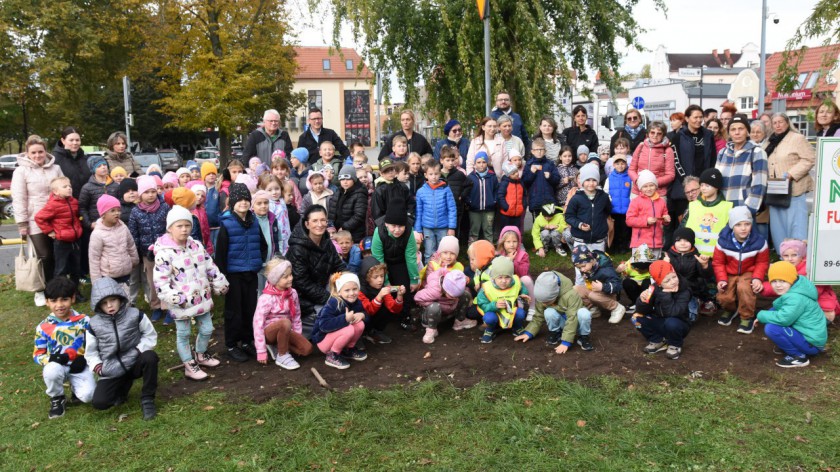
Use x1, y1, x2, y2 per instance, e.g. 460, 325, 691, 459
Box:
771, 89, 813, 101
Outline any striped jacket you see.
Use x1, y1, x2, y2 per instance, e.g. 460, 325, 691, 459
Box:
715, 141, 768, 215
712, 226, 770, 283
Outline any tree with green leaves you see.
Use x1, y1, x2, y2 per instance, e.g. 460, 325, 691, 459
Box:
776, 0, 840, 93
321, 0, 664, 134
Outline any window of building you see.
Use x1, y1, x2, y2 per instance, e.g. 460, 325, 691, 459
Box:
805, 71, 820, 89
346, 59, 354, 70
795, 72, 809, 89
308, 90, 322, 110
739, 96, 755, 110
322, 59, 331, 70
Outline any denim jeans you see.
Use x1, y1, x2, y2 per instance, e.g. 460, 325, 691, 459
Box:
175, 312, 214, 362
638, 316, 690, 347
544, 307, 591, 336
422, 228, 449, 263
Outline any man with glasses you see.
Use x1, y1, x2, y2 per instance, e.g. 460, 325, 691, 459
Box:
297, 107, 350, 162
491, 91, 530, 151
243, 109, 293, 165
433, 120, 470, 163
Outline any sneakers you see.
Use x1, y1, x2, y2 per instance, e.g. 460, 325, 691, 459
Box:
48, 395, 66, 419
151, 309, 164, 322
608, 304, 626, 324
665, 345, 682, 360
341, 347, 368, 361
556, 247, 567, 257
643, 341, 667, 354
589, 307, 602, 318
275, 353, 300, 370
141, 398, 157, 421
700, 300, 718, 316
546, 330, 562, 346
627, 304, 636, 313
162, 310, 174, 325
776, 355, 810, 368
226, 346, 248, 363
265, 344, 278, 360
325, 351, 350, 369
576, 335, 595, 351
240, 343, 258, 359
364, 329, 392, 344
718, 311, 738, 326
736, 318, 756, 334
480, 330, 497, 344
184, 360, 209, 381
422, 328, 438, 344
195, 351, 220, 368
34, 291, 46, 307
453, 318, 478, 331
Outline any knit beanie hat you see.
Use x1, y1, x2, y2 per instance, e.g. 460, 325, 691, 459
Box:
442, 270, 467, 297
136, 175, 157, 195
579, 162, 600, 183
508, 148, 522, 159
587, 152, 600, 163
534, 271, 562, 303
252, 190, 270, 207
699, 168, 723, 189
249, 157, 261, 168
443, 119, 460, 135
228, 182, 252, 207
176, 167, 191, 178
291, 147, 310, 164
255, 163, 270, 177
186, 160, 199, 172
571, 245, 595, 265
768, 261, 798, 285
162, 172, 179, 186
474, 151, 488, 162
271, 149, 286, 161
335, 272, 360, 294
110, 166, 127, 179
200, 162, 217, 181
577, 144, 589, 156
728, 114, 749, 132
469, 240, 495, 269
146, 165, 163, 179
728, 206, 752, 229
164, 190, 175, 207
185, 180, 205, 191
636, 169, 657, 191
649, 260, 675, 285
541, 203, 557, 216
88, 155, 107, 173
152, 175, 163, 188
779, 239, 806, 258
489, 256, 515, 279
236, 173, 257, 193
171, 187, 196, 209
384, 197, 408, 226
673, 227, 696, 245
437, 235, 459, 255
116, 178, 138, 202
306, 171, 325, 191
96, 194, 121, 217
166, 205, 193, 229
338, 164, 356, 181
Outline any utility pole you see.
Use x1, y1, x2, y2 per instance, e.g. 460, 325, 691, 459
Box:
759, 0, 768, 115
122, 76, 133, 150
479, 0, 491, 116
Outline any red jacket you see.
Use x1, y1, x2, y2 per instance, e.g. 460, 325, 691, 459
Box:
34, 194, 82, 243
625, 193, 668, 249
358, 291, 403, 316
712, 226, 770, 282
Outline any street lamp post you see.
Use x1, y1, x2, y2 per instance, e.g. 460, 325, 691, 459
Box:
759, 0, 767, 115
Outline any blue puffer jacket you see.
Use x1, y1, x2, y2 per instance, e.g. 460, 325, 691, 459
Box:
309, 296, 366, 344
607, 169, 632, 215
205, 187, 221, 227
565, 189, 612, 243
521, 156, 560, 211
414, 182, 457, 232
466, 171, 499, 211
217, 211, 264, 274
128, 201, 170, 258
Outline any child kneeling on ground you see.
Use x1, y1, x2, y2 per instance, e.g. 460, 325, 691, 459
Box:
476, 256, 531, 343
154, 205, 229, 381
514, 271, 594, 353
571, 246, 625, 323
631, 260, 692, 360
253, 258, 313, 370
86, 277, 159, 420
310, 272, 368, 370
757, 261, 827, 368
415, 267, 470, 344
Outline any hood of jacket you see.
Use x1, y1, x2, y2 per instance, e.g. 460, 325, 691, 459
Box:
90, 276, 129, 315
17, 152, 56, 169
788, 275, 819, 302
359, 256, 385, 299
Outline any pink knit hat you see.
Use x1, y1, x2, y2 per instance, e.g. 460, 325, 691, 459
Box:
442, 270, 467, 297
162, 172, 179, 186
251, 190, 270, 208
96, 194, 121, 217
779, 239, 806, 258
437, 235, 460, 255
136, 175, 157, 195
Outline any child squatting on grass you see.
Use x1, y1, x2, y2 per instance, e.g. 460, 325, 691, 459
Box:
631, 260, 692, 360
476, 256, 531, 344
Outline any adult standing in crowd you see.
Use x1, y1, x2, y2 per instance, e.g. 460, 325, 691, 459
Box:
814, 102, 840, 138
244, 109, 293, 165
433, 120, 470, 163
12, 135, 64, 305
287, 205, 346, 334
668, 112, 685, 139
103, 132, 141, 177
490, 90, 530, 151
716, 115, 768, 219
706, 118, 727, 154
765, 113, 815, 254
750, 120, 768, 148
629, 122, 675, 198
719, 104, 737, 130
378, 109, 433, 159
664, 104, 715, 247
297, 107, 350, 161
562, 105, 598, 157
610, 108, 646, 156
52, 127, 89, 199
497, 115, 526, 161
534, 116, 564, 163
466, 116, 508, 177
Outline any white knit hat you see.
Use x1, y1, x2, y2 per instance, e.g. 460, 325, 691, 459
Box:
579, 163, 600, 183
636, 169, 657, 191
166, 205, 193, 229
335, 272, 360, 294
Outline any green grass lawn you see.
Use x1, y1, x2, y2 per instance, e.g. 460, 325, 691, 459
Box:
2, 267, 840, 470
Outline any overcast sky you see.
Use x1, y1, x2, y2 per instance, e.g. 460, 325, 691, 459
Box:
289, 0, 827, 101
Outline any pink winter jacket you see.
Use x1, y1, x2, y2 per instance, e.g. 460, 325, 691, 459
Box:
498, 226, 531, 278
629, 138, 675, 197
466, 135, 508, 178
761, 259, 840, 314
253, 285, 302, 362
414, 262, 462, 314
625, 194, 669, 250
89, 219, 140, 280
11, 152, 64, 235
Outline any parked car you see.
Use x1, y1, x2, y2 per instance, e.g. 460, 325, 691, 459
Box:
194, 149, 220, 169
87, 151, 106, 159
0, 154, 17, 177
134, 152, 164, 175
158, 149, 181, 171
231, 146, 244, 161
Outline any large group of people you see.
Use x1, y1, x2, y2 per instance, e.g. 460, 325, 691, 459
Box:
19, 95, 840, 422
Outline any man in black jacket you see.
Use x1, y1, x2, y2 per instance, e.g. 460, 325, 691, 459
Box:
297, 108, 350, 161
243, 109, 293, 165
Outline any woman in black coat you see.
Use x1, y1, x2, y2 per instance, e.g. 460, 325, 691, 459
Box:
328, 170, 369, 242
52, 127, 89, 199
561, 105, 599, 155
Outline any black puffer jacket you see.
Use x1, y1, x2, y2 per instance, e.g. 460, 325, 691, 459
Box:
635, 274, 692, 323
287, 225, 346, 316
371, 181, 415, 225
52, 144, 90, 199
561, 125, 599, 155
665, 246, 712, 298
78, 175, 119, 229
441, 169, 472, 213
328, 180, 369, 242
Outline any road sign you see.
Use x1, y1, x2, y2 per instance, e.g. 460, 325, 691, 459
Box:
679, 68, 702, 78
631, 96, 645, 110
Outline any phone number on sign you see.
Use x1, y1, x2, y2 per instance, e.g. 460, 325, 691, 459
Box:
822, 260, 840, 267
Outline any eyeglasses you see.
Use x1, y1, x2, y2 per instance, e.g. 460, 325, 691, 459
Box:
497, 98, 510, 102
685, 188, 700, 196
531, 148, 546, 152
450, 128, 462, 134
265, 120, 280, 123
627, 116, 640, 122
648, 130, 663, 136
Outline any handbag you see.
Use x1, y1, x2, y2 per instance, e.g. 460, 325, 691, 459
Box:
15, 240, 45, 292
765, 178, 792, 209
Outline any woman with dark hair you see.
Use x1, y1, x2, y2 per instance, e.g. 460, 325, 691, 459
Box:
288, 205, 346, 333
466, 116, 508, 177
610, 108, 645, 155
562, 105, 599, 155
52, 127, 89, 199
104, 131, 141, 176
815, 102, 840, 137
533, 115, 564, 163
706, 118, 727, 154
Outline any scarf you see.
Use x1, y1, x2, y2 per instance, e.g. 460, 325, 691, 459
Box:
192, 206, 213, 254
138, 199, 161, 213
625, 124, 643, 140
261, 284, 297, 320
765, 128, 790, 157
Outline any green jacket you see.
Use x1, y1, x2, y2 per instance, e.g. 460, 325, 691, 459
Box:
757, 276, 828, 348
524, 271, 583, 346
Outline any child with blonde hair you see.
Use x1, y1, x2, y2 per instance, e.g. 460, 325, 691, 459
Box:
310, 272, 368, 370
